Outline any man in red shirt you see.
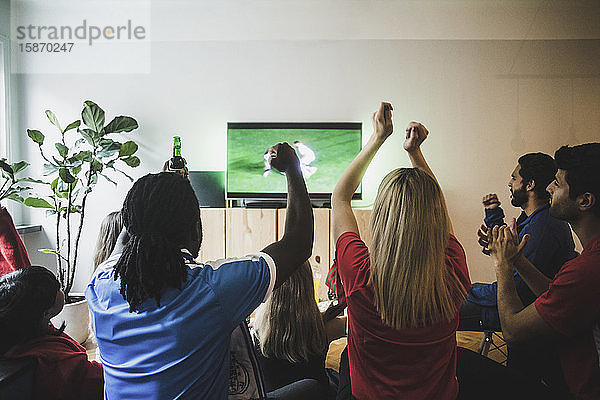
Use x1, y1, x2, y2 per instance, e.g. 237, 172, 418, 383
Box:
489, 143, 600, 400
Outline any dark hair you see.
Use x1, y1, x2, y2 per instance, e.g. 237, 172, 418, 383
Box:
518, 153, 557, 201
554, 143, 600, 218
114, 172, 201, 312
0, 266, 64, 354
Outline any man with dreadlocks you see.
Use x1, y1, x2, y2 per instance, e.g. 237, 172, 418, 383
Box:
85, 142, 314, 400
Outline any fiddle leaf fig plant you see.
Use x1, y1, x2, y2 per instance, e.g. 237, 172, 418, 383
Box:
0, 159, 42, 204
25, 100, 140, 298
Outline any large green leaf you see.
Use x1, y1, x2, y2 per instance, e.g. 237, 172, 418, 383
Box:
59, 168, 76, 183
104, 116, 138, 134
45, 110, 62, 132
119, 141, 138, 157
63, 120, 81, 133
81, 101, 105, 133
23, 197, 55, 209
122, 156, 140, 167
55, 143, 69, 158
10, 161, 28, 174
27, 129, 45, 145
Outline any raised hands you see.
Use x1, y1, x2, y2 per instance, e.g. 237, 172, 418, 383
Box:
403, 122, 429, 153
268, 142, 301, 174
488, 217, 530, 271
372, 102, 393, 142
482, 193, 501, 210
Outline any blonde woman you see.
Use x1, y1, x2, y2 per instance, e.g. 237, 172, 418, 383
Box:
92, 211, 127, 270
253, 261, 331, 397
331, 102, 471, 400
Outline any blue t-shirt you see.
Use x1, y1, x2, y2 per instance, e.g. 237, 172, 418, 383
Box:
85, 251, 276, 400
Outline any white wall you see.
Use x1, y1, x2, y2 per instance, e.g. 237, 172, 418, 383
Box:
5, 0, 600, 291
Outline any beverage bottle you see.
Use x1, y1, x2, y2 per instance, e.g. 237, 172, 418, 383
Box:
169, 136, 186, 171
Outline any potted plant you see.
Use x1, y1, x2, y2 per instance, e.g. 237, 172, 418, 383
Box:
24, 100, 140, 342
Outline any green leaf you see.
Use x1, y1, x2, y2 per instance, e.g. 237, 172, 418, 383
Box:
5, 194, 25, 203
79, 128, 96, 146
71, 165, 82, 176
104, 116, 138, 134
17, 177, 46, 185
74, 151, 93, 162
63, 120, 81, 133
39, 249, 59, 255
122, 156, 140, 167
119, 141, 138, 157
97, 141, 121, 158
45, 110, 62, 132
59, 168, 76, 183
10, 161, 28, 174
27, 129, 45, 145
23, 197, 55, 209
55, 143, 69, 158
91, 159, 103, 173
43, 163, 58, 176
81, 101, 105, 133
0, 159, 13, 177
50, 177, 59, 191
74, 138, 86, 148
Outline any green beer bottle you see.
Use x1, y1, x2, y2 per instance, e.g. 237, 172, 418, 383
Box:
169, 136, 185, 170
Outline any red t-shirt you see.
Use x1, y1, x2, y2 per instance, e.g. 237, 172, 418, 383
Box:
534, 234, 600, 400
336, 232, 471, 400
3, 327, 103, 400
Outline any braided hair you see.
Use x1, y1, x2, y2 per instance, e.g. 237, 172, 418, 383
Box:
114, 172, 201, 312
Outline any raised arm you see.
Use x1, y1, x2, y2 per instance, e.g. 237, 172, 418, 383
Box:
331, 102, 393, 243
403, 122, 454, 235
262, 143, 314, 289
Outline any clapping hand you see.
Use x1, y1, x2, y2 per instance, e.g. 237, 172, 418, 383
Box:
403, 122, 429, 153
488, 217, 530, 272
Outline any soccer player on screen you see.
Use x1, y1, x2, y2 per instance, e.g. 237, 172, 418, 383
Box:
293, 141, 317, 179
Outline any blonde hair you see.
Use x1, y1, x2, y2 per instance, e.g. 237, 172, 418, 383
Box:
93, 211, 124, 269
369, 168, 465, 329
254, 261, 327, 363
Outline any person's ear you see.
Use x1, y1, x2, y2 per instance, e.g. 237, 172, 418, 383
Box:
578, 192, 596, 212
525, 179, 535, 192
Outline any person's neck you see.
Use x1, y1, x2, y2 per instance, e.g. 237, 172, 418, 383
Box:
523, 196, 547, 217
570, 214, 600, 249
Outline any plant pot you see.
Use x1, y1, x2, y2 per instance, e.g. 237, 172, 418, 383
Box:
50, 293, 90, 344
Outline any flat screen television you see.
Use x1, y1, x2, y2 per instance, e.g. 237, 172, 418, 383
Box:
227, 122, 362, 200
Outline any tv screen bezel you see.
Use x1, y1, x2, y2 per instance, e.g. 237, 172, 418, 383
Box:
226, 122, 362, 200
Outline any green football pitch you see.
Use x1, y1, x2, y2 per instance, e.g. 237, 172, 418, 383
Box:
227, 128, 361, 194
